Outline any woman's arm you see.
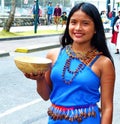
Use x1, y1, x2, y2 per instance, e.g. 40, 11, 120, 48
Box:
100, 57, 115, 124
24, 53, 53, 101
25, 64, 52, 101
24, 48, 60, 101
36, 68, 52, 100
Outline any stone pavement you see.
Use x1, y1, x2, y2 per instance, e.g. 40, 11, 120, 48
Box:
0, 25, 112, 57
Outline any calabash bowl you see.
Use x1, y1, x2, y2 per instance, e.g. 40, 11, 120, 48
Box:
14, 56, 52, 74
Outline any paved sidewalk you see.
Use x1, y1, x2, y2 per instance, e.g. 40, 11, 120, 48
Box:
0, 25, 61, 32
0, 25, 63, 57
0, 25, 112, 57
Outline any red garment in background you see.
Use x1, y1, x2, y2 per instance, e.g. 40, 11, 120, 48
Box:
111, 25, 119, 44
111, 31, 118, 44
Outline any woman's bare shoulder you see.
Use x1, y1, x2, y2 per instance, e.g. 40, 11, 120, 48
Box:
98, 55, 115, 73
93, 55, 115, 78
99, 55, 113, 66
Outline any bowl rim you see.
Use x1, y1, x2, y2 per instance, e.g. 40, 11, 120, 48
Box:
14, 56, 52, 64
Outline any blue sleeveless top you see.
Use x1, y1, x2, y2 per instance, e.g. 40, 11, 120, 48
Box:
48, 46, 101, 124
50, 47, 100, 106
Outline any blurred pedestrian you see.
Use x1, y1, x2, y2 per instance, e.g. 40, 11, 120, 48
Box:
53, 4, 62, 30
100, 10, 109, 24
108, 8, 116, 27
112, 10, 120, 33
61, 11, 67, 27
111, 10, 120, 54
47, 2, 53, 25
32, 0, 40, 25
113, 18, 120, 54
100, 10, 110, 32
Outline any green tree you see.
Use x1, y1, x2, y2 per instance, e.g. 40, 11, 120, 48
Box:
3, 0, 16, 32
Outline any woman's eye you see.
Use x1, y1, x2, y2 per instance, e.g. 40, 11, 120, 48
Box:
70, 20, 76, 24
71, 21, 76, 24
83, 22, 89, 25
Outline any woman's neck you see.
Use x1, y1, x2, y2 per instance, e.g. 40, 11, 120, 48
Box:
71, 43, 94, 53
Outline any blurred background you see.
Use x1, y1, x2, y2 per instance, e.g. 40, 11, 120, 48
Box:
0, 0, 120, 27
0, 0, 120, 17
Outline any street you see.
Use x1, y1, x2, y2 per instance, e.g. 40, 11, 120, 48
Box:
0, 35, 61, 52
0, 36, 120, 124
0, 36, 60, 124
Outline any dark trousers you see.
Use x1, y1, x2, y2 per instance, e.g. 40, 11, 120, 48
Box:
33, 14, 40, 25
47, 14, 52, 24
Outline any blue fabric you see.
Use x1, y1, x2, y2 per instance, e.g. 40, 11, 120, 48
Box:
49, 47, 101, 123
89, 55, 100, 67
47, 6, 53, 15
33, 5, 39, 14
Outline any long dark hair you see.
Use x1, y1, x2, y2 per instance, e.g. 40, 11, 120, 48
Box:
60, 2, 114, 64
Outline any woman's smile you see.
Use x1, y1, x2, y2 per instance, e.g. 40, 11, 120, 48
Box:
74, 32, 84, 38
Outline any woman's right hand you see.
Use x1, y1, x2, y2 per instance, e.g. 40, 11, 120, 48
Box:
24, 71, 45, 81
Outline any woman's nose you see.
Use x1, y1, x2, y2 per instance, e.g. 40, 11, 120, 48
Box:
75, 24, 82, 30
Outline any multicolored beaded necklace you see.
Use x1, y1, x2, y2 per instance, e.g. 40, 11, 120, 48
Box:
62, 45, 102, 84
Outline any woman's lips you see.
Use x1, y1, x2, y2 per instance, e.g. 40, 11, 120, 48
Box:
74, 33, 84, 38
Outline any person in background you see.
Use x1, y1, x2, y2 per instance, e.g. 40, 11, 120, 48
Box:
109, 8, 116, 27
24, 2, 115, 124
39, 5, 42, 18
53, 4, 62, 30
47, 2, 53, 25
112, 10, 120, 33
100, 10, 108, 24
111, 10, 120, 54
100, 10, 109, 33
32, 0, 40, 25
113, 18, 120, 54
61, 11, 67, 27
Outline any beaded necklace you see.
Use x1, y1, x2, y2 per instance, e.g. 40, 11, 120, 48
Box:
62, 45, 102, 84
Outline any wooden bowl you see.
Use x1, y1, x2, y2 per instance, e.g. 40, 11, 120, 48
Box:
14, 56, 52, 74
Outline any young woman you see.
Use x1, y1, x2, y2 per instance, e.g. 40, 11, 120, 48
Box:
25, 2, 115, 124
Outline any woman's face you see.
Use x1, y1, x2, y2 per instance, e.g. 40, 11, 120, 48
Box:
69, 10, 96, 44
